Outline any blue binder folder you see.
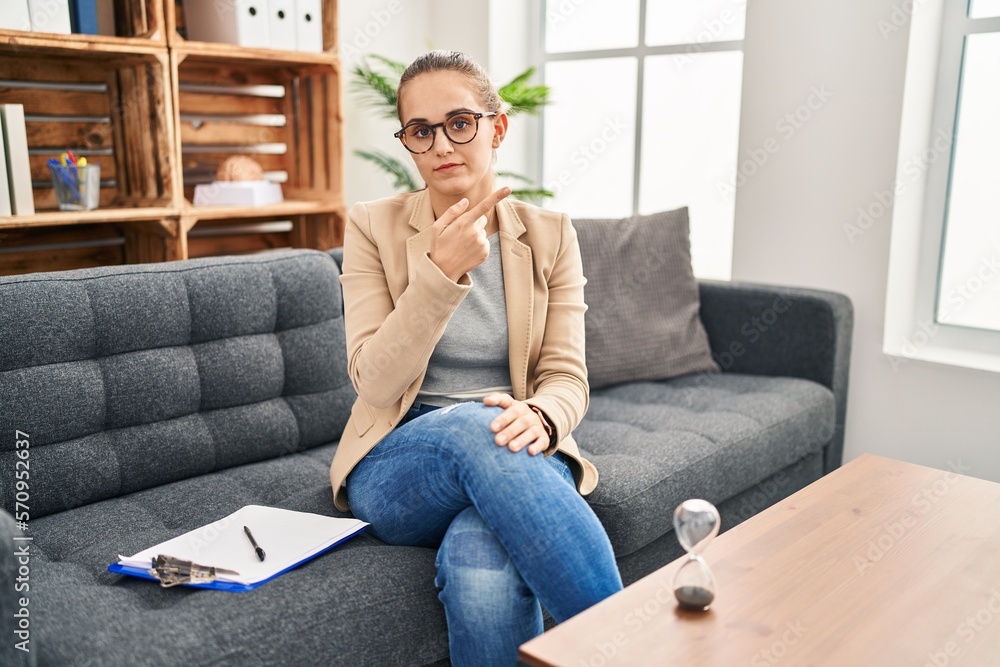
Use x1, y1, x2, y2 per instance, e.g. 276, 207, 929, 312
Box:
108, 505, 368, 591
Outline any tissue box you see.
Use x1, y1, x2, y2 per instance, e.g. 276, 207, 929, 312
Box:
193, 181, 284, 207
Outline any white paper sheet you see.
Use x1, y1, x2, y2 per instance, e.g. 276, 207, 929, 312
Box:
117, 505, 367, 585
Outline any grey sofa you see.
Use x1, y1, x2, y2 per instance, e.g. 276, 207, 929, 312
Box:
0, 246, 852, 667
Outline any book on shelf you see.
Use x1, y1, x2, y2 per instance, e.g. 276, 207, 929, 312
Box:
0, 0, 32, 32
0, 104, 35, 216
28, 0, 73, 34
70, 0, 116, 36
0, 122, 11, 217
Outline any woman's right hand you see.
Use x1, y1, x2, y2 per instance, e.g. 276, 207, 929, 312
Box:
428, 187, 511, 282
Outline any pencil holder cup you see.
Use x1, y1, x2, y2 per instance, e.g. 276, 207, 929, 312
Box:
49, 164, 100, 211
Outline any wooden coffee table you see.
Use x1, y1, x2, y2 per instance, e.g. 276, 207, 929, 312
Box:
520, 454, 1000, 666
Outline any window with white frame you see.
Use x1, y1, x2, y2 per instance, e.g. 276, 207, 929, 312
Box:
539, 0, 746, 280
884, 0, 1000, 373
933, 2, 1000, 332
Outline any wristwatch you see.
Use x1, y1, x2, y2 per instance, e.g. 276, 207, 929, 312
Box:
528, 405, 555, 446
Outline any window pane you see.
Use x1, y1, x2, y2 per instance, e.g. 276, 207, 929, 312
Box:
936, 32, 1000, 331
645, 0, 746, 47
969, 0, 1000, 18
545, 0, 639, 53
638, 52, 743, 280
542, 58, 637, 218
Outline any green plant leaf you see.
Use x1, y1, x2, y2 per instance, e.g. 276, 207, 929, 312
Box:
368, 54, 407, 77
510, 187, 556, 203
498, 67, 551, 116
350, 58, 400, 119
496, 171, 554, 201
495, 170, 534, 184
354, 149, 419, 191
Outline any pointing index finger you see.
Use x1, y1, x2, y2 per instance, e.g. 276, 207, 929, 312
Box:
466, 186, 511, 222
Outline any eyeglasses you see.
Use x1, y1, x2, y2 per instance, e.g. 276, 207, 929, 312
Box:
393, 112, 497, 154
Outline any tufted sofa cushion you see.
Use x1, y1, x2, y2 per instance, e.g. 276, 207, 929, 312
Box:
0, 249, 357, 520
580, 372, 835, 557
23, 444, 452, 667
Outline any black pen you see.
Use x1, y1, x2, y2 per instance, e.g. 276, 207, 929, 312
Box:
244, 525, 265, 561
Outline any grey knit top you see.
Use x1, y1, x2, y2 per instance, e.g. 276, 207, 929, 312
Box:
416, 232, 513, 406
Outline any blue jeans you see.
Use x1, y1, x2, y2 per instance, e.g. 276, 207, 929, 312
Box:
346, 401, 623, 667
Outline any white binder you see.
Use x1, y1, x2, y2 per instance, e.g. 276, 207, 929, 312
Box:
0, 0, 32, 31
269, 0, 297, 51
0, 105, 36, 216
0, 122, 11, 217
184, 0, 271, 49
295, 0, 323, 53
27, 0, 72, 34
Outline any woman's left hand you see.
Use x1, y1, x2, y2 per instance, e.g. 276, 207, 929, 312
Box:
482, 393, 550, 456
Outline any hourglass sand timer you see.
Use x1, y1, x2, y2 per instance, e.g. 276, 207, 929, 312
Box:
672, 499, 721, 611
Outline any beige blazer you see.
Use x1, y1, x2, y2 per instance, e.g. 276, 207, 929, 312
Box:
329, 189, 599, 512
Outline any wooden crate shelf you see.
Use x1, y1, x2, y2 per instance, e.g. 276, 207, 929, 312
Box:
165, 0, 338, 55
180, 195, 344, 221
0, 0, 165, 52
0, 31, 165, 58
0, 0, 343, 276
0, 51, 176, 214
0, 207, 179, 230
0, 224, 128, 276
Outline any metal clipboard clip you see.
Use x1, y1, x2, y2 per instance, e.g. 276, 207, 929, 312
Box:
147, 554, 241, 588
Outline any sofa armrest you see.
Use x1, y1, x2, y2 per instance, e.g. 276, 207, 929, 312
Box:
697, 280, 854, 474
327, 246, 344, 272
1, 509, 36, 666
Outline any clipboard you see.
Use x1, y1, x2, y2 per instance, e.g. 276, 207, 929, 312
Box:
108, 505, 368, 591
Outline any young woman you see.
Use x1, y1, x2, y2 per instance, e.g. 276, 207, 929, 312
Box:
330, 50, 623, 666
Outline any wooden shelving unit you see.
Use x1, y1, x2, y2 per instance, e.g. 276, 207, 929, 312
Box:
0, 0, 343, 275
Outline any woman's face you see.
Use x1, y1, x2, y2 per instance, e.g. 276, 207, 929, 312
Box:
398, 70, 506, 200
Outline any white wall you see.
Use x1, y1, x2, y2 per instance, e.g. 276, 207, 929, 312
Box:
732, 0, 1000, 482
339, 0, 431, 206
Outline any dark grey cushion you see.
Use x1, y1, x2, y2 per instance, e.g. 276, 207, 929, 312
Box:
0, 250, 357, 520
574, 208, 719, 389
27, 444, 451, 667
579, 372, 835, 557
